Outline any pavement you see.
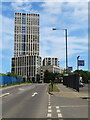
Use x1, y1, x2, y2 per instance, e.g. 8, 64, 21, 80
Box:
51, 83, 89, 98
49, 83, 88, 119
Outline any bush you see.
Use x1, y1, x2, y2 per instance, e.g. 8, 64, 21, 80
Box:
0, 73, 7, 76
7, 72, 22, 79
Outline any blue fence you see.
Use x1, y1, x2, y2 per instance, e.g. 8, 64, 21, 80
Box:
0, 75, 23, 86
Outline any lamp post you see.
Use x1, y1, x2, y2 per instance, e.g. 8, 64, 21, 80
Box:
52, 28, 68, 73
77, 56, 80, 70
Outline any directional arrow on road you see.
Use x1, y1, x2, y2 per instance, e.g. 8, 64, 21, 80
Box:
32, 92, 38, 97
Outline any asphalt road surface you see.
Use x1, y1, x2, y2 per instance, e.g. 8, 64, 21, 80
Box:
0, 83, 88, 119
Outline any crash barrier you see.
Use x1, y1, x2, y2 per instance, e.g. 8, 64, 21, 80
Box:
0, 75, 23, 86
63, 74, 79, 92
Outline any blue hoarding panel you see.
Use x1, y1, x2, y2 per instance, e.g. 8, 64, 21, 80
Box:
0, 75, 23, 86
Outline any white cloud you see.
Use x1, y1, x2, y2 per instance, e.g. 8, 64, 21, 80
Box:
40, 33, 88, 60
0, 14, 14, 51
11, 2, 32, 12
44, 0, 89, 2
39, 2, 88, 62
41, 2, 62, 15
1, 0, 89, 2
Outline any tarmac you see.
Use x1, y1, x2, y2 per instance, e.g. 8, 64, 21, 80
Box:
51, 83, 89, 99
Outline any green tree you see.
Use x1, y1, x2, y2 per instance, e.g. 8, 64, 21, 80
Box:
44, 70, 62, 83
74, 70, 90, 83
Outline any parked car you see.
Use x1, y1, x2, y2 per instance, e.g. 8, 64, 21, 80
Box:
79, 82, 84, 87
88, 80, 90, 84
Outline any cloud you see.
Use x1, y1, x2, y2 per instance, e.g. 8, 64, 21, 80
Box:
40, 34, 88, 60
0, 15, 14, 51
1, 0, 89, 2
11, 2, 38, 13
11, 2, 32, 12
39, 2, 88, 62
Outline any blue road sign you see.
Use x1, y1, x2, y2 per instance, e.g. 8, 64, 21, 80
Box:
68, 67, 73, 71
78, 60, 84, 66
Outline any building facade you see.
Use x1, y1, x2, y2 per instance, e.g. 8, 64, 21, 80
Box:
14, 12, 39, 57
39, 65, 64, 82
12, 12, 41, 82
43, 58, 59, 67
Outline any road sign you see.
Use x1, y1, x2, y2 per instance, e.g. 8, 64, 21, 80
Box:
68, 67, 73, 71
78, 60, 84, 66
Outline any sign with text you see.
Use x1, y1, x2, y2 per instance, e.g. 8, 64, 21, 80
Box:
68, 67, 73, 71
78, 60, 84, 66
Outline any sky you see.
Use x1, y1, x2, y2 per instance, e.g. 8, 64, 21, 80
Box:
0, 0, 89, 74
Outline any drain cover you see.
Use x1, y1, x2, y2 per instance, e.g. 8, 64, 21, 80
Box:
81, 97, 90, 99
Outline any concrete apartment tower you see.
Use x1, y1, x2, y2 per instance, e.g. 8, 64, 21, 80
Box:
43, 58, 59, 67
11, 12, 41, 82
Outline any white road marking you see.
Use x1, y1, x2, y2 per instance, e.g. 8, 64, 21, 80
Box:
32, 92, 38, 97
18, 88, 24, 91
56, 106, 59, 109
60, 105, 88, 107
0, 93, 10, 97
58, 113, 62, 118
47, 113, 51, 117
48, 106, 51, 109
57, 109, 60, 113
48, 109, 52, 112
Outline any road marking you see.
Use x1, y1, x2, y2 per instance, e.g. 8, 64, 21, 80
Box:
48, 106, 51, 109
32, 92, 38, 97
18, 88, 24, 91
60, 105, 88, 107
58, 113, 62, 118
56, 106, 59, 109
47, 113, 51, 117
48, 109, 52, 112
0, 93, 10, 97
57, 109, 60, 113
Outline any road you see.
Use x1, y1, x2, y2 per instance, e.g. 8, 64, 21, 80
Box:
0, 83, 88, 119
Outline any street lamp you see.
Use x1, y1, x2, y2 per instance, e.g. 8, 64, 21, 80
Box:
77, 56, 80, 70
52, 28, 68, 73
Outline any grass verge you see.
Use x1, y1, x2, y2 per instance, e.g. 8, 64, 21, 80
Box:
0, 82, 32, 88
48, 83, 60, 92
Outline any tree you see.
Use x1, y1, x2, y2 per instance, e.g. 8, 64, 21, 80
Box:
74, 70, 90, 83
44, 70, 50, 83
44, 70, 62, 83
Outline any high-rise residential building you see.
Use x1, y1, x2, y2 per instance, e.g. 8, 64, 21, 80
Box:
14, 12, 39, 57
43, 58, 59, 67
11, 12, 41, 82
